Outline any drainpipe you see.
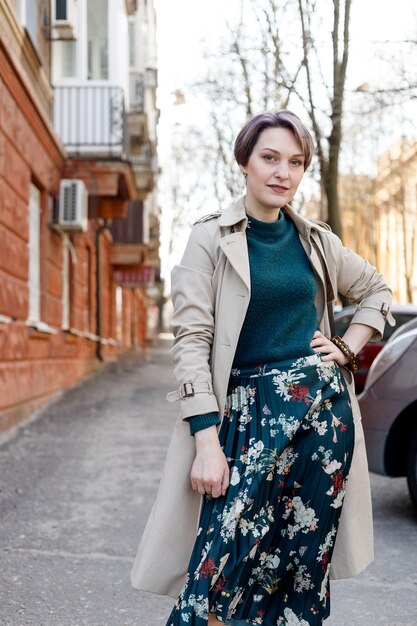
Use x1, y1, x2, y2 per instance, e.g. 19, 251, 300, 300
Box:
95, 219, 108, 362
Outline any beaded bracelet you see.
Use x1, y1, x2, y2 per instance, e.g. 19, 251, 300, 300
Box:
330, 335, 361, 373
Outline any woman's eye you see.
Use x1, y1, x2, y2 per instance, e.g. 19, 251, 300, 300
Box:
291, 160, 303, 166
263, 155, 275, 161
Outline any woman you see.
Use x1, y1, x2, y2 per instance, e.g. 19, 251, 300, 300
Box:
131, 110, 395, 625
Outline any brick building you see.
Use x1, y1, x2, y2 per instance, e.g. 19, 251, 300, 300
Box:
0, 0, 161, 433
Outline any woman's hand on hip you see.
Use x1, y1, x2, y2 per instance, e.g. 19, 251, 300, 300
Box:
310, 330, 348, 366
191, 426, 230, 498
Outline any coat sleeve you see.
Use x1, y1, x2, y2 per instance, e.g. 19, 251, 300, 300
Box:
323, 230, 395, 341
166, 222, 220, 419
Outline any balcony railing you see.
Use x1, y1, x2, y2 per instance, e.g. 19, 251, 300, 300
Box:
53, 85, 128, 158
129, 71, 144, 113
130, 141, 158, 172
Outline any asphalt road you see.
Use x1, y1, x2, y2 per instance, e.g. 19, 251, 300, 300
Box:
0, 339, 416, 626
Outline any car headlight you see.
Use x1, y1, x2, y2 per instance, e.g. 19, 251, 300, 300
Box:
364, 330, 417, 391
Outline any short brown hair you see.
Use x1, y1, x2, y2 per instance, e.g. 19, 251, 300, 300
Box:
234, 109, 315, 170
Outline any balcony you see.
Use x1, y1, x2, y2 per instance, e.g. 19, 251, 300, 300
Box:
129, 71, 145, 113
130, 141, 158, 197
53, 85, 128, 158
110, 200, 146, 267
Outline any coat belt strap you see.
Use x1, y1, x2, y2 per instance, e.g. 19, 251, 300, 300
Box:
166, 381, 214, 402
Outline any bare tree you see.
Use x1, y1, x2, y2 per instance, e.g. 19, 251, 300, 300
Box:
186, 0, 355, 240
190, 0, 305, 205
297, 0, 352, 238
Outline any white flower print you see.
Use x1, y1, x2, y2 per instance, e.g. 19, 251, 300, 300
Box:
316, 360, 336, 382
237, 409, 252, 432
293, 564, 314, 593
227, 385, 255, 412
238, 504, 274, 540
324, 459, 342, 474
316, 359, 346, 395
330, 373, 344, 393
278, 413, 301, 439
312, 418, 328, 436
179, 593, 209, 621
194, 541, 213, 580
230, 466, 240, 486
291, 356, 316, 369
220, 490, 250, 542
317, 526, 337, 562
272, 370, 307, 401
311, 446, 333, 466
276, 446, 298, 475
293, 498, 317, 528
282, 496, 318, 540
265, 553, 280, 569
318, 563, 331, 606
277, 607, 310, 626
328, 485, 347, 509
248, 549, 282, 595
247, 439, 265, 463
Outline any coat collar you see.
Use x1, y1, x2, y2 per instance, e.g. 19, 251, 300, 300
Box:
218, 194, 335, 309
218, 195, 316, 240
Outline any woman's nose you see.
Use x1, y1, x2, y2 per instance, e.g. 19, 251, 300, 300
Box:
274, 161, 289, 179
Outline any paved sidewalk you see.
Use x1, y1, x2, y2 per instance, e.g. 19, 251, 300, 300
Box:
0, 339, 416, 626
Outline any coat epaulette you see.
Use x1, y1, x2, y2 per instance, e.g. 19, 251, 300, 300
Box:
193, 211, 223, 225
310, 219, 332, 232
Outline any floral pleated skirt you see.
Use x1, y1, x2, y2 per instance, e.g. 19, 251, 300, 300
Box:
166, 354, 354, 626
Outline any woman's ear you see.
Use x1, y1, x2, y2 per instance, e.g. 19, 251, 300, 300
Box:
239, 164, 247, 177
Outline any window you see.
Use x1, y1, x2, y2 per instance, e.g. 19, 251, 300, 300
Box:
87, 0, 108, 80
128, 21, 135, 67
62, 236, 70, 329
83, 246, 93, 332
18, 0, 37, 45
28, 183, 41, 323
55, 0, 68, 20
61, 40, 77, 78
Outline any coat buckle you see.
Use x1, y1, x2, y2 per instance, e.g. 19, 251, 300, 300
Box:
181, 382, 195, 398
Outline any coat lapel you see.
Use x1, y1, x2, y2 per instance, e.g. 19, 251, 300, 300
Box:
219, 232, 251, 291
217, 196, 334, 322
218, 196, 251, 291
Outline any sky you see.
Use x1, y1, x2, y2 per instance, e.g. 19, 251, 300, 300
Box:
155, 0, 417, 121
153, 0, 417, 282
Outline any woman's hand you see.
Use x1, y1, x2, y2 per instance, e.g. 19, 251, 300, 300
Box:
190, 426, 230, 498
310, 324, 375, 366
310, 330, 348, 366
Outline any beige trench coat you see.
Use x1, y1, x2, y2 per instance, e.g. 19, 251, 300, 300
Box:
131, 195, 395, 598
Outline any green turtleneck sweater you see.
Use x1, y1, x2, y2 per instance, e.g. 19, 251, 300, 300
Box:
187, 209, 319, 435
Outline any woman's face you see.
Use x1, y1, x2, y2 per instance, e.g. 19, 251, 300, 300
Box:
241, 126, 306, 218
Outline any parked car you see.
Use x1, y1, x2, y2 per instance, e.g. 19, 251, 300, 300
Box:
388, 315, 417, 342
358, 325, 417, 509
334, 304, 417, 393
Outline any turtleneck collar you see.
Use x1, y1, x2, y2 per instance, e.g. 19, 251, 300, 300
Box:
245, 210, 287, 240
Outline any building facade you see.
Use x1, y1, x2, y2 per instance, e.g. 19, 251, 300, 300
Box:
0, 0, 160, 433
340, 139, 417, 305
374, 139, 417, 304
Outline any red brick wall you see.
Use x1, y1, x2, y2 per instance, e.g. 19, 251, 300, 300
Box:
0, 31, 148, 435
120, 287, 148, 352
0, 44, 114, 433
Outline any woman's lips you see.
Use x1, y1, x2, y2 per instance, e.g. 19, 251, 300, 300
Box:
267, 184, 290, 192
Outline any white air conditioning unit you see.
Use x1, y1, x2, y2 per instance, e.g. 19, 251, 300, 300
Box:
58, 180, 88, 232
51, 0, 77, 40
